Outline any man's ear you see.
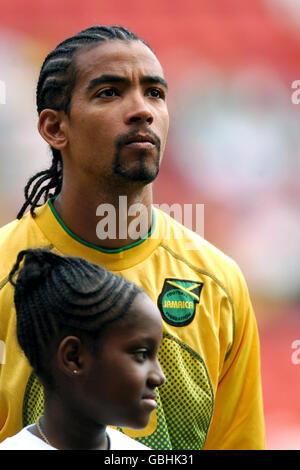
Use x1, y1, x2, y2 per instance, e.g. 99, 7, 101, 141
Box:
38, 109, 68, 151
57, 336, 85, 377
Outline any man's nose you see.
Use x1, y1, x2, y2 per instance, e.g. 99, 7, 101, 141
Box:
124, 92, 154, 125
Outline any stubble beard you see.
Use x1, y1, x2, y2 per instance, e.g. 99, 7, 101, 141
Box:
112, 130, 161, 185
113, 149, 160, 184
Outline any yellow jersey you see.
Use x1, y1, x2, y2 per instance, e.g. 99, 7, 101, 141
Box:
0, 200, 265, 449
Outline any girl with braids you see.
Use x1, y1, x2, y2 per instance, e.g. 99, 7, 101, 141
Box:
0, 249, 165, 450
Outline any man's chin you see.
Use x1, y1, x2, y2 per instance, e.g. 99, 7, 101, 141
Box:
114, 161, 160, 185
113, 148, 161, 185
124, 170, 158, 184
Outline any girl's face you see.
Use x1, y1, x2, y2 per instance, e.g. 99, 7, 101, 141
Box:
78, 293, 166, 429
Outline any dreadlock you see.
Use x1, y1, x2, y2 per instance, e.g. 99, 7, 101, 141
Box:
9, 248, 143, 388
17, 25, 151, 219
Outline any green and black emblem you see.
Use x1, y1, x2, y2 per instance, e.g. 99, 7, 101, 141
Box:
158, 278, 203, 327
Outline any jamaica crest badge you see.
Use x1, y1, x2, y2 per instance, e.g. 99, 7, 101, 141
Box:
157, 278, 203, 327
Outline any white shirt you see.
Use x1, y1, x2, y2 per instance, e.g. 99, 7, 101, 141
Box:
0, 425, 149, 450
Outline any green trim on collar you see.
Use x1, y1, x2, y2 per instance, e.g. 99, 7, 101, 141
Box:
47, 197, 156, 254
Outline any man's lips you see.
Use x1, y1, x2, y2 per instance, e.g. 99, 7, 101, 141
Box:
124, 134, 157, 149
116, 130, 161, 153
125, 134, 156, 145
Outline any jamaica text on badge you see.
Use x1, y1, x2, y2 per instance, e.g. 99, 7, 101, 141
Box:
158, 279, 203, 327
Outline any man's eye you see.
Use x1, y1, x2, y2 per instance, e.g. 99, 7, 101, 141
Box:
147, 88, 165, 99
96, 88, 119, 98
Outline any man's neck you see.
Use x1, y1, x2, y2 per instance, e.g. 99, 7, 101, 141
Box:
53, 180, 153, 250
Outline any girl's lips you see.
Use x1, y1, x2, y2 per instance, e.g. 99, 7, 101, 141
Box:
142, 397, 157, 409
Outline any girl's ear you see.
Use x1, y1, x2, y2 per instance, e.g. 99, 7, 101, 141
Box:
57, 336, 85, 377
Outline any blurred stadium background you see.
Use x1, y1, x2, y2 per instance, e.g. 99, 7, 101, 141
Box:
0, 0, 299, 449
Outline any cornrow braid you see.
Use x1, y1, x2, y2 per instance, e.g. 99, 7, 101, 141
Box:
17, 25, 150, 219
9, 249, 143, 388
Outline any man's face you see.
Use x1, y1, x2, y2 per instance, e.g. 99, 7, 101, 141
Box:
64, 40, 169, 187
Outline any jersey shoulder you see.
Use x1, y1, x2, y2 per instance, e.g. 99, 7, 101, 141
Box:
0, 212, 52, 282
155, 207, 247, 295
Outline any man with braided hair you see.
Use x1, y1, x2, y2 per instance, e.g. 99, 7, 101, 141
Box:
0, 25, 265, 449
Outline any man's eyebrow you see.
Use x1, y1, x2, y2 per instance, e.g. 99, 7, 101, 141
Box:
140, 75, 168, 90
86, 74, 168, 92
86, 75, 130, 92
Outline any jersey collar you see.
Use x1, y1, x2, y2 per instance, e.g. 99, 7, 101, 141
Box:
33, 199, 163, 271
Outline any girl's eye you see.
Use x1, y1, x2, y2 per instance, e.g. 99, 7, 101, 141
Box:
134, 350, 148, 362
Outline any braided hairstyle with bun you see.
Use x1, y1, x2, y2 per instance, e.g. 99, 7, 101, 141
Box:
17, 25, 151, 219
9, 249, 143, 388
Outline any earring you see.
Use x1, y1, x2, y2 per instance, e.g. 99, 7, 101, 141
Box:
73, 369, 78, 375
